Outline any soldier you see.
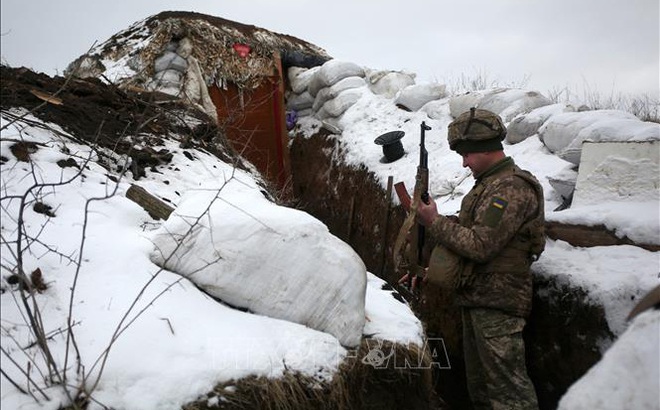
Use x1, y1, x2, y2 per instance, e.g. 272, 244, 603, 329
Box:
416, 108, 545, 410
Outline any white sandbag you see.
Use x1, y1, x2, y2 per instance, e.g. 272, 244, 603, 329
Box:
312, 76, 366, 112
316, 88, 364, 119
394, 83, 447, 112
506, 103, 575, 144
297, 108, 313, 118
449, 91, 485, 118
149, 177, 368, 347
154, 51, 188, 73
286, 90, 315, 111
308, 60, 365, 97
148, 69, 182, 96
538, 110, 646, 165
367, 70, 416, 98
478, 88, 552, 122
288, 66, 319, 94
420, 99, 450, 120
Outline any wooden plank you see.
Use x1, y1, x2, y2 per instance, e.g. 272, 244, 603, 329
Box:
545, 221, 659, 252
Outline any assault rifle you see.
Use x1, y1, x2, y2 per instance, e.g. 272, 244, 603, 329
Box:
394, 121, 431, 301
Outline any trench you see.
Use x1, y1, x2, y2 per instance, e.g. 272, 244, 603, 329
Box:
288, 130, 614, 410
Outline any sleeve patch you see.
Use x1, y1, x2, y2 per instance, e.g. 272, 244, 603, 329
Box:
483, 196, 508, 227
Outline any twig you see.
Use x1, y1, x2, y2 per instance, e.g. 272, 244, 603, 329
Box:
1, 368, 28, 395
160, 318, 175, 335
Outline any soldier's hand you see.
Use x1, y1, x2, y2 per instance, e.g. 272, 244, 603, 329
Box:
398, 272, 426, 291
416, 195, 438, 227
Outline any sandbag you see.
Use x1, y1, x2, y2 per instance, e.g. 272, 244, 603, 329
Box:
154, 51, 188, 73
394, 83, 447, 111
367, 70, 416, 98
312, 76, 366, 112
478, 88, 552, 122
506, 103, 575, 144
286, 90, 315, 111
307, 60, 365, 97
315, 88, 364, 119
288, 66, 319, 94
538, 110, 643, 164
149, 177, 368, 347
449, 91, 485, 118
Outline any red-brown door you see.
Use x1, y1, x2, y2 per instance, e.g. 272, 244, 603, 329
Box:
208, 54, 291, 196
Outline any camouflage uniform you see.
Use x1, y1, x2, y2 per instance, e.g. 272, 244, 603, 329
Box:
427, 108, 544, 410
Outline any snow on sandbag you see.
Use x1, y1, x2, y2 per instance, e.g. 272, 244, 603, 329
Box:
449, 91, 485, 118
478, 88, 552, 122
506, 103, 576, 144
538, 110, 656, 165
366, 69, 416, 98
315, 88, 365, 120
288, 66, 320, 94
286, 90, 315, 111
307, 60, 365, 97
312, 76, 367, 112
420, 99, 451, 121
557, 310, 659, 410
394, 83, 447, 112
149, 176, 368, 347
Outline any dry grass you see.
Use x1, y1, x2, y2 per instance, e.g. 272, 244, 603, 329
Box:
182, 339, 439, 410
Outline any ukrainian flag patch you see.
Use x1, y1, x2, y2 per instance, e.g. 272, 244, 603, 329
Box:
492, 197, 507, 209
483, 196, 508, 227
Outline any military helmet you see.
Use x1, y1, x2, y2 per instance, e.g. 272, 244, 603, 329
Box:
447, 107, 507, 154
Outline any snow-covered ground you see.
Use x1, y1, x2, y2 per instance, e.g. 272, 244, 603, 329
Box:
0, 108, 424, 409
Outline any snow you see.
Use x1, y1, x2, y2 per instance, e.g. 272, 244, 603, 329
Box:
0, 110, 422, 409
557, 310, 660, 410
2, 46, 659, 409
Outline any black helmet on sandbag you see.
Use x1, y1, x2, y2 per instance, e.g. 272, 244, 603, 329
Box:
447, 107, 507, 154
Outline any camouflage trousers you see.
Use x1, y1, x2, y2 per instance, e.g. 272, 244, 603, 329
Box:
462, 307, 539, 410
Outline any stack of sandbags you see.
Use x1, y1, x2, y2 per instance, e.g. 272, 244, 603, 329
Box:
286, 66, 320, 117
506, 103, 576, 144
538, 110, 659, 165
287, 60, 370, 133
148, 40, 189, 95
310, 60, 367, 128
478, 88, 553, 122
147, 38, 218, 122
448, 88, 552, 122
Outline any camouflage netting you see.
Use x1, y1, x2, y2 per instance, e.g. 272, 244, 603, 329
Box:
68, 11, 332, 91
139, 18, 276, 90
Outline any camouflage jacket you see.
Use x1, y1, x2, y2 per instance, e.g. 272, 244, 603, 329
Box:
428, 157, 545, 317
